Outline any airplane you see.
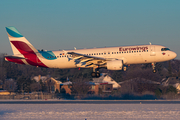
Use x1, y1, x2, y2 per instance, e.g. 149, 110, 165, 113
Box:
5, 26, 177, 77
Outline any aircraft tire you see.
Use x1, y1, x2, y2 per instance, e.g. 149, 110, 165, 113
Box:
153, 69, 156, 73
91, 72, 96, 77
96, 72, 100, 78
91, 72, 100, 78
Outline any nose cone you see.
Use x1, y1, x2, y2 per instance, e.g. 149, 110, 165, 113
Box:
172, 52, 177, 59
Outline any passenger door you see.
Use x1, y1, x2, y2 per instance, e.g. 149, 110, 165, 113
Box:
150, 45, 156, 56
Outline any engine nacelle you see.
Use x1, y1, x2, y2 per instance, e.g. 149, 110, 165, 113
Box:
107, 60, 123, 70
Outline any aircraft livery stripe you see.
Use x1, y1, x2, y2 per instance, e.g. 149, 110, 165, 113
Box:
6, 27, 23, 38
38, 50, 57, 60
5, 57, 25, 64
10, 41, 48, 68
11, 41, 34, 54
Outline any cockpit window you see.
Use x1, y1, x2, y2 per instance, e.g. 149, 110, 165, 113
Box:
161, 48, 170, 51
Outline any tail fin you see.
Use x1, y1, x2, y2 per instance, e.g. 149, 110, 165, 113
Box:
5, 27, 48, 67
6, 26, 38, 55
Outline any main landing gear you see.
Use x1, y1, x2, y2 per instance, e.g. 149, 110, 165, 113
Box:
91, 71, 100, 78
123, 66, 127, 71
152, 62, 157, 73
91, 68, 100, 78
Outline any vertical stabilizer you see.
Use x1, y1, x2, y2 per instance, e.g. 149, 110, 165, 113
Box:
6, 26, 38, 55
5, 26, 48, 68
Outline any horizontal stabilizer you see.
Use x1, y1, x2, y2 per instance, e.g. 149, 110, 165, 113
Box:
4, 55, 26, 59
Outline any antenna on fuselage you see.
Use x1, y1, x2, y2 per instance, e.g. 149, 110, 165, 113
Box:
149, 42, 152, 45
63, 50, 67, 54
74, 47, 76, 50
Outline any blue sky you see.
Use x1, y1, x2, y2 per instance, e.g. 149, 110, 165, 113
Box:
0, 0, 180, 59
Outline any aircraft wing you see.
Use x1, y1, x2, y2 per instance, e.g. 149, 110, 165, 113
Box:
67, 52, 107, 68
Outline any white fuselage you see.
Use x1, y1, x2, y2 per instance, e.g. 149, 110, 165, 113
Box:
38, 45, 177, 69
5, 27, 177, 71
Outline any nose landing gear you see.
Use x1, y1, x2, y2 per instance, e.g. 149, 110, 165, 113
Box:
152, 62, 157, 73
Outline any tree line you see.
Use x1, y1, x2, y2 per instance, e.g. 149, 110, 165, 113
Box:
0, 53, 180, 99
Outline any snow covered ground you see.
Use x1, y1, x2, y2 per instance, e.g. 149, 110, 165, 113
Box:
0, 103, 180, 120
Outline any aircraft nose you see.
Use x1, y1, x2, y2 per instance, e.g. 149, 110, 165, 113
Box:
172, 52, 177, 59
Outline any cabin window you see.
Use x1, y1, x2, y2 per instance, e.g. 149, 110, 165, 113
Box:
104, 53, 106, 55
119, 52, 121, 54
47, 57, 49, 58
134, 51, 136, 53
129, 51, 131, 53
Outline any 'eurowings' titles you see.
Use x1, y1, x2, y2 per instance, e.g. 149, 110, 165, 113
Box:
119, 46, 148, 51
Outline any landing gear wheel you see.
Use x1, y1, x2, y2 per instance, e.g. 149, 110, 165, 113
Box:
123, 66, 127, 71
91, 72, 96, 77
153, 69, 156, 73
96, 72, 100, 77
91, 72, 100, 78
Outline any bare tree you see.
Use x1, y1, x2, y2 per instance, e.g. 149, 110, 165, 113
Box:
72, 77, 91, 98
45, 79, 55, 93
123, 67, 162, 82
4, 79, 17, 93
30, 82, 41, 92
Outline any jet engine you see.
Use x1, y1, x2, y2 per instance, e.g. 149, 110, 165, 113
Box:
106, 60, 123, 70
